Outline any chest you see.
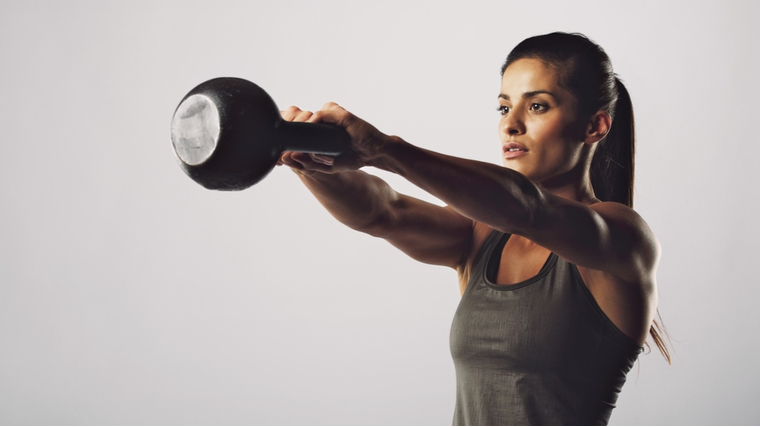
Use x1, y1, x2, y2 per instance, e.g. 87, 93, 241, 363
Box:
451, 259, 604, 373
494, 235, 552, 285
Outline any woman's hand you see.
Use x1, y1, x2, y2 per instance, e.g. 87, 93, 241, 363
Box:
277, 106, 333, 176
277, 103, 393, 176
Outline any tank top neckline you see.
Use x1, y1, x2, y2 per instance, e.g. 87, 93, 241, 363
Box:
482, 231, 558, 291
475, 230, 644, 351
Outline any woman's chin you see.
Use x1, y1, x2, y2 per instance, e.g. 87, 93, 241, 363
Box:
502, 162, 529, 177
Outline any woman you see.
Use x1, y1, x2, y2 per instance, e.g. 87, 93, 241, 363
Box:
278, 32, 669, 425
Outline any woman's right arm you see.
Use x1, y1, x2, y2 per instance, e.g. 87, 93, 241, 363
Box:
280, 153, 474, 271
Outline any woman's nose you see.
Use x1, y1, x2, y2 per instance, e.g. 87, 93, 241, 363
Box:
501, 111, 526, 135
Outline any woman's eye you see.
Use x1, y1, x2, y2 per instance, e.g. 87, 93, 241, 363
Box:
496, 105, 510, 115
530, 103, 548, 112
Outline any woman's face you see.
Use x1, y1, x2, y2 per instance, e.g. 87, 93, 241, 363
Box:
498, 58, 588, 184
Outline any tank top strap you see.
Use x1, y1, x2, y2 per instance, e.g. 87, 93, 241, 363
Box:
467, 229, 509, 291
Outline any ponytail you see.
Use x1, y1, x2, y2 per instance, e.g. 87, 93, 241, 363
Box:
592, 78, 672, 364
590, 77, 635, 208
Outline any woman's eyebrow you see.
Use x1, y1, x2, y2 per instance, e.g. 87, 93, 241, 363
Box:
498, 90, 558, 100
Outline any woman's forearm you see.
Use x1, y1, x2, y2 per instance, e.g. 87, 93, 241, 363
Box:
370, 137, 540, 234
293, 164, 475, 269
296, 170, 400, 235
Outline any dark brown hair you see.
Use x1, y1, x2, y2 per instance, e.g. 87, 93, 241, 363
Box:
502, 32, 671, 363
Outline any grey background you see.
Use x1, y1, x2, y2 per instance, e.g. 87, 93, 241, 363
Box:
1, 0, 758, 424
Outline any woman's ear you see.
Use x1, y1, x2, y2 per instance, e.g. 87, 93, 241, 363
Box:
584, 111, 612, 145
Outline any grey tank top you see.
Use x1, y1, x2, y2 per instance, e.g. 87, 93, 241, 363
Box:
450, 230, 642, 425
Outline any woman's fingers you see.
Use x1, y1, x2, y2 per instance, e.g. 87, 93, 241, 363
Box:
280, 106, 299, 121
278, 152, 336, 175
310, 154, 335, 165
281, 103, 347, 125
280, 106, 314, 122
310, 103, 349, 127
278, 106, 338, 173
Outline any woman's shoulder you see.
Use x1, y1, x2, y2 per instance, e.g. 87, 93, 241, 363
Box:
587, 201, 661, 282
591, 201, 660, 254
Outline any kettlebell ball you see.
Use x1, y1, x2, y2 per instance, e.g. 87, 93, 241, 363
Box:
170, 77, 350, 190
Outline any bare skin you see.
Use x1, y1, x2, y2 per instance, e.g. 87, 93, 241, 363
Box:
278, 59, 660, 346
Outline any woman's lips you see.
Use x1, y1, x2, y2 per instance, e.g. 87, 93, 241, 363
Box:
503, 142, 528, 159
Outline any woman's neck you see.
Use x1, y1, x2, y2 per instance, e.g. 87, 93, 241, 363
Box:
537, 168, 598, 205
